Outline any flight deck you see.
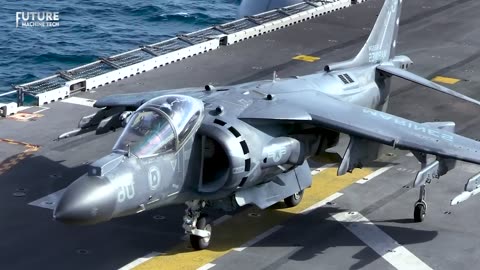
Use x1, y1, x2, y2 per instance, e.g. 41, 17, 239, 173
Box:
1, 0, 480, 269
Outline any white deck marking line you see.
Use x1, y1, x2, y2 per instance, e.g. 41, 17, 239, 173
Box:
356, 165, 393, 184
122, 190, 344, 267
311, 163, 335, 175
331, 211, 433, 270
233, 193, 344, 252
17, 106, 32, 112
61, 97, 96, 107
118, 252, 162, 270
196, 263, 216, 270
213, 214, 232, 226
32, 106, 49, 114
301, 192, 343, 214
233, 225, 284, 252
405, 152, 414, 157
28, 188, 66, 210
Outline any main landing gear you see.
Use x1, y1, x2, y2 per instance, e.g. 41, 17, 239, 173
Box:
183, 200, 213, 250
414, 185, 427, 222
182, 189, 305, 250
410, 152, 446, 223
284, 190, 304, 207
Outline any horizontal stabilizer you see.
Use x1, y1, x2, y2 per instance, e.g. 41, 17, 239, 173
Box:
376, 65, 480, 106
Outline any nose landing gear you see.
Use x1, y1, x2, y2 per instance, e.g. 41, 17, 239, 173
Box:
190, 214, 212, 250
183, 200, 213, 250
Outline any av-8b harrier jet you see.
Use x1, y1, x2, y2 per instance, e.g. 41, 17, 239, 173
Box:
54, 0, 480, 250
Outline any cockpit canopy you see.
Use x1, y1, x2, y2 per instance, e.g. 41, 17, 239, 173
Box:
113, 95, 204, 158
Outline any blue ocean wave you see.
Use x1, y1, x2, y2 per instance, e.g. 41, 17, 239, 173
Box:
147, 12, 232, 25
0, 0, 239, 101
32, 53, 99, 65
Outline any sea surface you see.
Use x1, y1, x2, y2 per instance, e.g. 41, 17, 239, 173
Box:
0, 0, 239, 102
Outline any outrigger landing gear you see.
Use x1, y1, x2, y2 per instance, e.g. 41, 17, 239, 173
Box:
183, 200, 212, 250
414, 185, 427, 222
284, 190, 304, 207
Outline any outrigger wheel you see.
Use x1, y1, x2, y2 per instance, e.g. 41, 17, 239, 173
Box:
284, 190, 304, 207
190, 214, 212, 250
414, 201, 427, 222
413, 185, 427, 222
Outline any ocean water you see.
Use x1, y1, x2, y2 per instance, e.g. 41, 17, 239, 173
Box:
0, 0, 239, 102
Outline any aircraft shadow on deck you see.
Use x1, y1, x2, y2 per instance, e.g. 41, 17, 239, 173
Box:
163, 205, 437, 270
278, 206, 437, 270
0, 153, 88, 199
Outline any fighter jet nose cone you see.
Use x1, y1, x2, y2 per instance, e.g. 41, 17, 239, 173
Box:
54, 175, 117, 225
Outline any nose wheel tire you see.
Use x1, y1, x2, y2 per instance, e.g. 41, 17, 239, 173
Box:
190, 215, 212, 250
284, 190, 304, 207
413, 201, 426, 222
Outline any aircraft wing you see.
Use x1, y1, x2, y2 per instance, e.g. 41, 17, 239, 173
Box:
276, 91, 480, 165
279, 90, 480, 205
93, 88, 205, 108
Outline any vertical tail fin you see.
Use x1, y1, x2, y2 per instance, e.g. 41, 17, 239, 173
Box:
325, 0, 402, 71
353, 0, 402, 65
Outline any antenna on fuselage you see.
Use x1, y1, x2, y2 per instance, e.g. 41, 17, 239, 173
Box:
125, 143, 138, 159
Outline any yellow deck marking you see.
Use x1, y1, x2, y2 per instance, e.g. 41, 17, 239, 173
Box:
135, 166, 374, 270
0, 139, 39, 175
292, 55, 320, 63
431, 76, 461, 85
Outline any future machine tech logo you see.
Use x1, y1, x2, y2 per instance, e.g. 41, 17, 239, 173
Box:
16, 12, 60, 28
